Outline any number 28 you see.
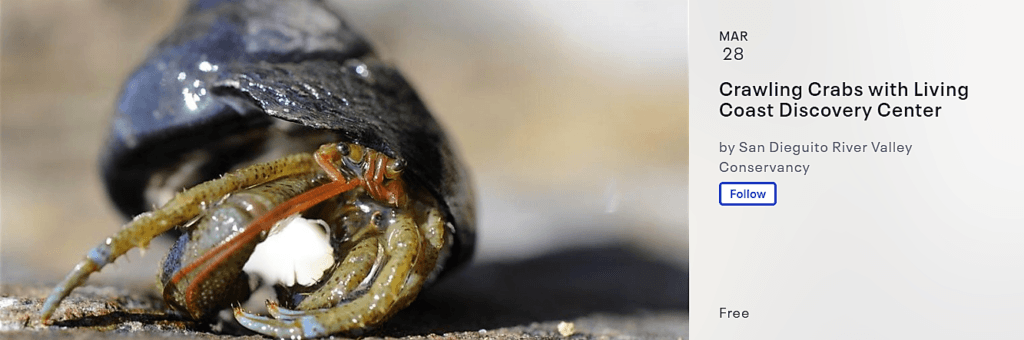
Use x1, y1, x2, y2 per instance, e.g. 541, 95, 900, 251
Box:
723, 47, 744, 61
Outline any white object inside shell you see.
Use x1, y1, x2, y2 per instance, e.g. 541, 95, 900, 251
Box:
242, 215, 335, 287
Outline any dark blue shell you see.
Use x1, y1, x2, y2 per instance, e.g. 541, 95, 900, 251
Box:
101, 0, 474, 268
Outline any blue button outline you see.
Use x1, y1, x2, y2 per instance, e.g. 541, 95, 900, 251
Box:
719, 182, 777, 206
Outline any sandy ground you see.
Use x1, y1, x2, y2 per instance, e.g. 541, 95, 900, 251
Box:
1, 1, 687, 338
1, 246, 687, 339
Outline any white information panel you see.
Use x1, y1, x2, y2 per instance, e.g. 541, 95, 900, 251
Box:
690, 1, 1024, 338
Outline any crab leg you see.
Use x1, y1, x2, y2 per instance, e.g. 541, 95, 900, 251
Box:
398, 208, 446, 297
234, 219, 420, 338
271, 208, 445, 318
262, 235, 383, 320
234, 209, 446, 338
291, 229, 383, 311
39, 153, 319, 323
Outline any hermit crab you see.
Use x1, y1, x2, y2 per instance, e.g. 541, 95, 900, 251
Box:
39, 0, 474, 338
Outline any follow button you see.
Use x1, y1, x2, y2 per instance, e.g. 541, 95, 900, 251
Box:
719, 182, 777, 206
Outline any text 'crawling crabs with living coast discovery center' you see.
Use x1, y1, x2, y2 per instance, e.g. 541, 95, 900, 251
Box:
38, 0, 476, 338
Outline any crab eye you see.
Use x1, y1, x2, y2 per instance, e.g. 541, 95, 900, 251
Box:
336, 143, 350, 157
386, 158, 406, 176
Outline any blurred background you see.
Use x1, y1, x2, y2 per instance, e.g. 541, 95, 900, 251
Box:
1, 0, 687, 315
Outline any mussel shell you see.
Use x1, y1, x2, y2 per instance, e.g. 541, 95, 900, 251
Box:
101, 0, 475, 270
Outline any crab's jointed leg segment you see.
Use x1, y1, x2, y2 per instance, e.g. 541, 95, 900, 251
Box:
234, 209, 446, 338
39, 153, 319, 323
314, 143, 349, 182
293, 228, 382, 310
